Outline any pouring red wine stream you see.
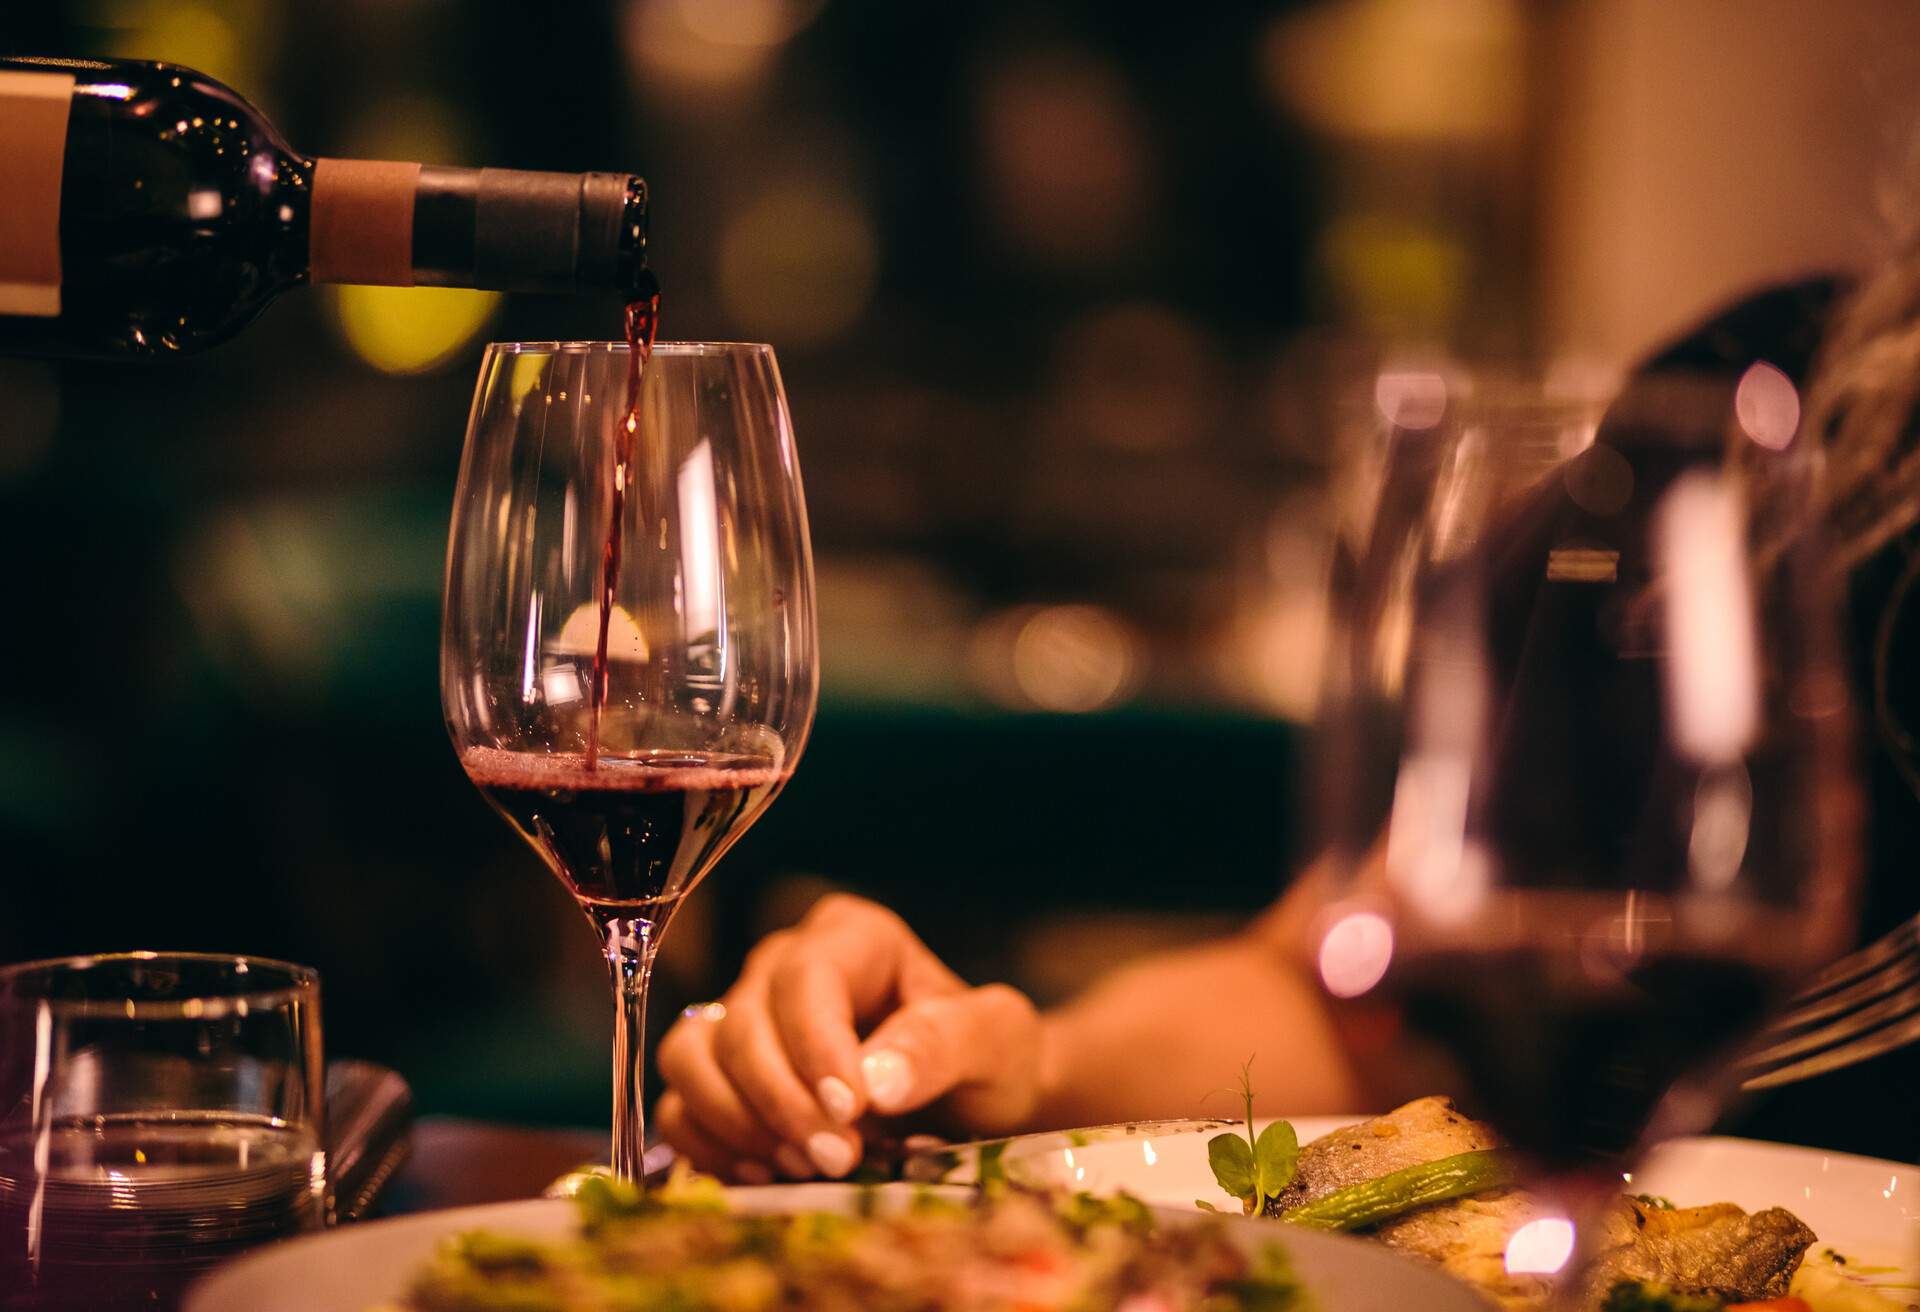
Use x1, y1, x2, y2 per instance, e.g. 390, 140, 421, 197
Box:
588, 277, 662, 769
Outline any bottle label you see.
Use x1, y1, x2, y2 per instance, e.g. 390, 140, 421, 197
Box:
311, 159, 420, 287
0, 70, 73, 317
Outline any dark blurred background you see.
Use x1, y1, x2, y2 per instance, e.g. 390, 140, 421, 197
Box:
1, 0, 1915, 1126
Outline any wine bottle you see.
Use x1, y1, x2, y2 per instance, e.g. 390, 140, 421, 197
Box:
0, 55, 651, 359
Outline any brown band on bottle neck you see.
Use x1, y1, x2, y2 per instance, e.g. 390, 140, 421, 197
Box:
0, 70, 74, 317
311, 158, 420, 286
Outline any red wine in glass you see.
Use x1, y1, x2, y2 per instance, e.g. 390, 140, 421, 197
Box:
1381, 942, 1775, 1167
462, 747, 786, 912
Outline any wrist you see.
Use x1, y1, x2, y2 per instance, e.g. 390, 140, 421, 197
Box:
1027, 1009, 1076, 1131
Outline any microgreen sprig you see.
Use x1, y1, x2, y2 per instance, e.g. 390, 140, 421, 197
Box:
1200, 1060, 1298, 1216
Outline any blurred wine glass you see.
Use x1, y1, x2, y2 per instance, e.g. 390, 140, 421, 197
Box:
1312, 366, 1859, 1291
441, 341, 817, 1183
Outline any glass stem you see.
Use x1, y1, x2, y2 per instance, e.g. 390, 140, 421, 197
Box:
602, 913, 663, 1184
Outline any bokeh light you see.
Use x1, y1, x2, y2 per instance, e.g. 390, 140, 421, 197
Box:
331, 285, 502, 376
1042, 305, 1222, 452
975, 48, 1150, 267
1219, 504, 1331, 721
1734, 360, 1801, 449
674, 0, 825, 48
1503, 1216, 1576, 1275
1317, 910, 1395, 998
969, 604, 1141, 713
87, 0, 274, 94
1263, 0, 1524, 142
1322, 214, 1467, 340
624, 0, 822, 93
717, 184, 879, 348
1373, 369, 1448, 430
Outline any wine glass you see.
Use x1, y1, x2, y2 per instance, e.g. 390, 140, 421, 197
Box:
0, 952, 326, 1311
442, 341, 816, 1184
1310, 366, 1858, 1292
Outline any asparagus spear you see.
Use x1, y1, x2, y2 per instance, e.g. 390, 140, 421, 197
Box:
1275, 1149, 1515, 1230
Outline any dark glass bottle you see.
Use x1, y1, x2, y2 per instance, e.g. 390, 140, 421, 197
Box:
0, 55, 651, 359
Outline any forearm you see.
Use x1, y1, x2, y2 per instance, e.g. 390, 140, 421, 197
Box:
1028, 922, 1364, 1130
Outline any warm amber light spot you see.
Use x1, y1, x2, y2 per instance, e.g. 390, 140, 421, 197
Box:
331, 285, 500, 376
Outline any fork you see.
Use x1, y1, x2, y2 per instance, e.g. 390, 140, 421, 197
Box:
1736, 912, 1920, 1089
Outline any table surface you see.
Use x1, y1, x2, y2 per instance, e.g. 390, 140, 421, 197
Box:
376, 1117, 608, 1217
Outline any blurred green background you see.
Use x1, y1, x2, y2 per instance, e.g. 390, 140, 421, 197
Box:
1, 0, 1912, 1125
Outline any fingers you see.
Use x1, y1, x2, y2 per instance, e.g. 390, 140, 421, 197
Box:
765, 895, 967, 1126
710, 997, 863, 1178
765, 953, 870, 1128
857, 982, 1041, 1132
656, 893, 1011, 1178
755, 895, 950, 1128
654, 1090, 773, 1184
655, 1013, 786, 1161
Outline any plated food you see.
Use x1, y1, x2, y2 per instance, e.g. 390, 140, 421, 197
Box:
996, 1099, 1917, 1312
390, 1175, 1302, 1312
187, 1099, 1913, 1311
1252, 1098, 1818, 1308
186, 1180, 1492, 1312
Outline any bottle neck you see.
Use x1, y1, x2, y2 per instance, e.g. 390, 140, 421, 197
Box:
308, 160, 648, 296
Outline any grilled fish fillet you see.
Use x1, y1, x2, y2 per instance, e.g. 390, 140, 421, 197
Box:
1577, 1199, 1818, 1304
1261, 1098, 1816, 1311
1262, 1097, 1552, 1306
1264, 1096, 1501, 1212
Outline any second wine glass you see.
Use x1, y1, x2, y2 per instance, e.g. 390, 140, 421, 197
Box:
1312, 367, 1858, 1295
442, 341, 817, 1183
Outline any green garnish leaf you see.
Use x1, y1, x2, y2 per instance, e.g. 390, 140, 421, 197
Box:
1195, 1199, 1219, 1212
1206, 1060, 1299, 1214
1209, 1131, 1257, 1203
1253, 1118, 1299, 1204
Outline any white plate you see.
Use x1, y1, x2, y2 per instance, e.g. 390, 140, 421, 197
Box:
1002, 1119, 1919, 1300
184, 1181, 1489, 1312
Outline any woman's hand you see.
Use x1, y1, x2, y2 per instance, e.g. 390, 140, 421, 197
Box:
653, 893, 1049, 1183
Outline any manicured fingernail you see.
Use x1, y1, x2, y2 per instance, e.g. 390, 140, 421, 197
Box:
806, 1131, 858, 1179
816, 1075, 858, 1125
861, 1049, 914, 1112
734, 1159, 773, 1186
775, 1144, 813, 1179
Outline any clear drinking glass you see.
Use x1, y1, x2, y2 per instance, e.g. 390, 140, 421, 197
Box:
1311, 368, 1859, 1298
0, 952, 326, 1311
442, 341, 817, 1184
